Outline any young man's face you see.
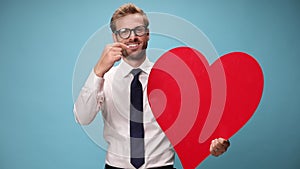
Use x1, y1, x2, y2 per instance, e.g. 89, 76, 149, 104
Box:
113, 13, 149, 60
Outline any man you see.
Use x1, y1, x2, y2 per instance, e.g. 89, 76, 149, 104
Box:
74, 3, 230, 169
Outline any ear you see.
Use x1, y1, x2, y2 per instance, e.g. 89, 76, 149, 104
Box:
146, 29, 150, 41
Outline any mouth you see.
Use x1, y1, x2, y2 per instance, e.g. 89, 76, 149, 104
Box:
126, 43, 140, 49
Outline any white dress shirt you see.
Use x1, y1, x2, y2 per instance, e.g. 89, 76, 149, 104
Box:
74, 58, 174, 168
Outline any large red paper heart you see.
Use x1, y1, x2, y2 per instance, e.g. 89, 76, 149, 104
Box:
147, 47, 264, 168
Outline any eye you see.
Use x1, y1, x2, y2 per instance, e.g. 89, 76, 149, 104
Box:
119, 28, 130, 36
135, 26, 146, 35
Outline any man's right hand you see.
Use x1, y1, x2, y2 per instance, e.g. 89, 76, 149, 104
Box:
94, 42, 128, 77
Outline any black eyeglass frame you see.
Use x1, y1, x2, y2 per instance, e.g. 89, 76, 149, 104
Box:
114, 25, 148, 39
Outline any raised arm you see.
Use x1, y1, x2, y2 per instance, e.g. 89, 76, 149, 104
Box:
73, 42, 127, 125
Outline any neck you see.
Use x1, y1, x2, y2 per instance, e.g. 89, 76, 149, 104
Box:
124, 55, 146, 68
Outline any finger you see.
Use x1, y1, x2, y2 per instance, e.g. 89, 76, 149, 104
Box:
210, 140, 214, 152
213, 147, 225, 156
112, 43, 129, 57
210, 139, 221, 156
210, 140, 215, 154
213, 139, 218, 147
216, 142, 226, 151
214, 139, 226, 151
111, 51, 123, 60
113, 42, 128, 50
218, 138, 230, 150
217, 139, 230, 153
210, 148, 218, 156
211, 139, 217, 152
114, 55, 122, 62
223, 139, 230, 147
218, 138, 226, 144
218, 138, 229, 144
216, 146, 226, 153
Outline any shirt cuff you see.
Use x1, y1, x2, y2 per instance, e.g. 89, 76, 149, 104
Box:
92, 71, 104, 92
84, 70, 105, 92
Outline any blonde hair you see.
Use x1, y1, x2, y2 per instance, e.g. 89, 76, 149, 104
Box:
110, 3, 149, 32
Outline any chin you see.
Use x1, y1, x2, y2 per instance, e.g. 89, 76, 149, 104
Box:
127, 49, 146, 60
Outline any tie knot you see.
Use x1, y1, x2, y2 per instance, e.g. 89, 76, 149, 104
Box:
131, 68, 142, 77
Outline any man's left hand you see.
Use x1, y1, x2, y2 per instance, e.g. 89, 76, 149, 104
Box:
210, 138, 230, 157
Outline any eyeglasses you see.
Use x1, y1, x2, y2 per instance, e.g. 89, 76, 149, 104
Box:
114, 25, 148, 39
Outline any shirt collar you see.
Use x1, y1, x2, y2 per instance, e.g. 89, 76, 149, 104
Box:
119, 57, 153, 78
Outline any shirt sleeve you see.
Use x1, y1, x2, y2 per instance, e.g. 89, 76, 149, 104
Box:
73, 70, 105, 125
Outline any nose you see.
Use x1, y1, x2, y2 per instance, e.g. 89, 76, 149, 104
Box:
128, 30, 138, 40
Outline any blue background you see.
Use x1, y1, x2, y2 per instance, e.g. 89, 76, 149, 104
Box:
1, 0, 299, 168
